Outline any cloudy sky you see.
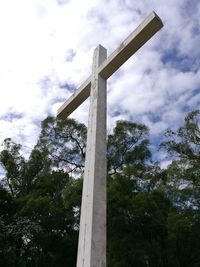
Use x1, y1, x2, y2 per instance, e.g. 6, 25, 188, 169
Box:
0, 0, 200, 169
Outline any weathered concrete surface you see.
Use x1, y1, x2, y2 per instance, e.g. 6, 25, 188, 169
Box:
76, 45, 107, 267
57, 11, 163, 120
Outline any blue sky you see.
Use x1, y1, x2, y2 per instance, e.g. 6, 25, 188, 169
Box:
0, 0, 200, 169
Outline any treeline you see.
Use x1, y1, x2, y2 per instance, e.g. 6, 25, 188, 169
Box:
0, 110, 199, 267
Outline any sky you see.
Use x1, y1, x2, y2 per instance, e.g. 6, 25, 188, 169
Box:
0, 0, 200, 172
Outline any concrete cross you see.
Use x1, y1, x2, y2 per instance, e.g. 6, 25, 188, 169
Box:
57, 11, 163, 267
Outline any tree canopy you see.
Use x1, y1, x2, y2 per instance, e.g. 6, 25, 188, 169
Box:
0, 110, 199, 267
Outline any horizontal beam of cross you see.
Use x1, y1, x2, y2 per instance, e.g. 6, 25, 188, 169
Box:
57, 11, 163, 120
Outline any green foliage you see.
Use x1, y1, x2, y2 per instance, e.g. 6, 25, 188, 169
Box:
160, 110, 200, 208
157, 109, 200, 266
0, 138, 26, 196
160, 110, 200, 185
107, 174, 171, 267
0, 111, 199, 266
107, 120, 151, 174
161, 110, 200, 160
0, 117, 85, 266
17, 171, 79, 266
36, 116, 87, 173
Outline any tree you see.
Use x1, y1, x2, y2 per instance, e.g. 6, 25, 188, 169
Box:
160, 109, 200, 267
106, 120, 172, 266
0, 138, 25, 196
35, 116, 87, 174
160, 110, 200, 207
107, 174, 172, 267
161, 109, 200, 185
0, 112, 199, 266
0, 117, 86, 266
16, 171, 80, 267
107, 120, 151, 175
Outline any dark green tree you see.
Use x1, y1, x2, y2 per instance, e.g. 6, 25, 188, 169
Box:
0, 111, 199, 267
160, 109, 200, 267
36, 116, 87, 174
0, 118, 86, 266
107, 120, 151, 174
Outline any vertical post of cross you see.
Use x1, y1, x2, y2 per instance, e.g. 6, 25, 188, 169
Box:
76, 45, 107, 267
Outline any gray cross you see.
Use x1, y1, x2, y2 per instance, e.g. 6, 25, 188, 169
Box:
57, 11, 163, 267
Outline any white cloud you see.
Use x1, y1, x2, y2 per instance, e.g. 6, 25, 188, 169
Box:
0, 0, 199, 168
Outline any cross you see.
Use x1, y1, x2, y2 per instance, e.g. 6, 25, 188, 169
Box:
57, 11, 163, 267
